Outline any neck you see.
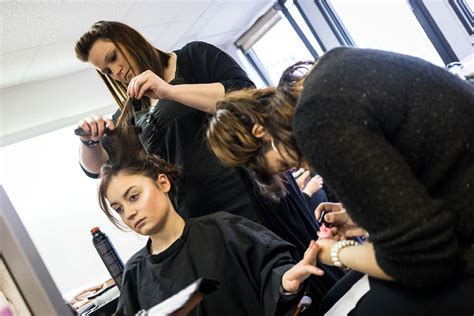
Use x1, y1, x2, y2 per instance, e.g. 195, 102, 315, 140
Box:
163, 52, 177, 83
149, 209, 185, 254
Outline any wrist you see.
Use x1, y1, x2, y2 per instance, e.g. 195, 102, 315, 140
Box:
280, 279, 301, 295
164, 83, 177, 100
330, 240, 359, 269
80, 139, 101, 148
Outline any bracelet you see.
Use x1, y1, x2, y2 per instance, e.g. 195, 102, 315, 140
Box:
80, 139, 100, 148
330, 240, 359, 269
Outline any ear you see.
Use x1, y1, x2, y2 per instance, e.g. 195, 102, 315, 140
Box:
156, 174, 171, 193
252, 124, 267, 138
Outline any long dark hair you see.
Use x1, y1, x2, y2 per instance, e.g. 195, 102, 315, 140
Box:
98, 126, 180, 230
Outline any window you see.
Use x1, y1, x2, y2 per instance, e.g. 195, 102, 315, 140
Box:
236, 3, 322, 86
322, 0, 445, 66
250, 16, 315, 85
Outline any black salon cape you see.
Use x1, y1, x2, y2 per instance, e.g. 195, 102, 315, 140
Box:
116, 212, 303, 316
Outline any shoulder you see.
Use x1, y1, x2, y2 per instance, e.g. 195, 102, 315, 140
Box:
190, 212, 288, 245
311, 46, 436, 82
124, 245, 148, 272
191, 211, 256, 226
179, 41, 219, 53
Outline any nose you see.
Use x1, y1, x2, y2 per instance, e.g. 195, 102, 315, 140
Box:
123, 206, 137, 220
110, 65, 123, 79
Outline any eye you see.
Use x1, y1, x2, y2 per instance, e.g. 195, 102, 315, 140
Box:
110, 51, 117, 62
129, 193, 139, 202
114, 206, 123, 214
279, 162, 290, 172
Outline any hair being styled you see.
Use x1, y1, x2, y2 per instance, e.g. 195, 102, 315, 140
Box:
75, 20, 171, 110
98, 126, 180, 230
206, 61, 315, 199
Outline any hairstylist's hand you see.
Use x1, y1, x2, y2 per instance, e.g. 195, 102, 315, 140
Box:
281, 240, 324, 294
127, 70, 174, 100
77, 116, 115, 144
315, 203, 367, 240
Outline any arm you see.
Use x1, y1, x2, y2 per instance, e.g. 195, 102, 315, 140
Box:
128, 72, 225, 113
222, 215, 306, 316
128, 42, 254, 113
79, 144, 109, 175
77, 115, 114, 176
316, 239, 392, 280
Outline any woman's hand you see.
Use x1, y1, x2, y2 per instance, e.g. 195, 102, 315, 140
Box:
127, 70, 174, 100
315, 203, 368, 240
314, 238, 337, 266
302, 174, 323, 197
281, 240, 325, 293
294, 169, 311, 189
77, 116, 115, 144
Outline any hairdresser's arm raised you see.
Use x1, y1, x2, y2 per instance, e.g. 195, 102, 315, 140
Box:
77, 116, 115, 175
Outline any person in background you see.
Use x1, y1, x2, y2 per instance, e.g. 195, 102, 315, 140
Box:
74, 22, 344, 311
293, 47, 474, 314
98, 127, 324, 316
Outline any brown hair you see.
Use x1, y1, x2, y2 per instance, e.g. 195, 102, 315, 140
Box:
206, 61, 315, 198
98, 126, 180, 230
75, 20, 171, 110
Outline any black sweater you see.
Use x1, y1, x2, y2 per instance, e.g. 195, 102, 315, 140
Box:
293, 47, 474, 288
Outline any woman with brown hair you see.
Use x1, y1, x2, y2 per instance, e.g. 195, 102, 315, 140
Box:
207, 61, 313, 197
74, 20, 258, 221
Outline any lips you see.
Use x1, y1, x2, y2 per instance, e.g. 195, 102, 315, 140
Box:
134, 218, 146, 229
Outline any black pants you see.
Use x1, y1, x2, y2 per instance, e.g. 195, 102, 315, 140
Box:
318, 271, 474, 316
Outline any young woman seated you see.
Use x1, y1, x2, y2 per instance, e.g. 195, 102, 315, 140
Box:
97, 128, 325, 316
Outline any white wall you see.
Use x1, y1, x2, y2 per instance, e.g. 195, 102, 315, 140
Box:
0, 126, 147, 294
0, 69, 115, 146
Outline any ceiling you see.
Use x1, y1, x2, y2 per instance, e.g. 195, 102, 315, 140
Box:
0, 0, 273, 146
0, 0, 272, 90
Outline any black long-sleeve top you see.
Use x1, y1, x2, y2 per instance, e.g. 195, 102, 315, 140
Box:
293, 47, 474, 288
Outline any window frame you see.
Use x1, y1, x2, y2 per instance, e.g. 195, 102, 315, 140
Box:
448, 0, 474, 35
408, 0, 459, 64
276, 0, 320, 58
313, 0, 355, 46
